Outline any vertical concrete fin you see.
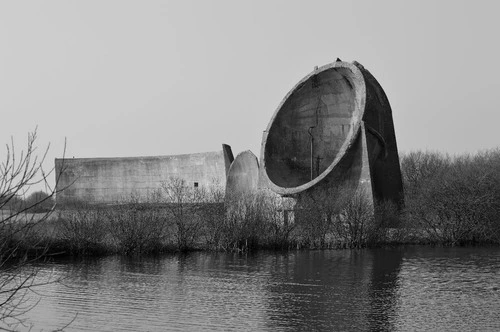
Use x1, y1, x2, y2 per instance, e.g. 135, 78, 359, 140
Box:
222, 144, 234, 177
359, 123, 375, 205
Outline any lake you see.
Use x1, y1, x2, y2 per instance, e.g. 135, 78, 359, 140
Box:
13, 246, 500, 331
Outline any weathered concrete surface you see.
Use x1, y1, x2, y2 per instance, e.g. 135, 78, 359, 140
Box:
225, 150, 259, 200
55, 59, 402, 211
259, 60, 403, 208
55, 147, 231, 204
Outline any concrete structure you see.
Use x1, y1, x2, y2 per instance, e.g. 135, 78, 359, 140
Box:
225, 150, 259, 200
55, 60, 403, 211
259, 60, 403, 209
55, 146, 233, 204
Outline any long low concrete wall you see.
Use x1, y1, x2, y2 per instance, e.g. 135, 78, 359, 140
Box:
55, 149, 230, 204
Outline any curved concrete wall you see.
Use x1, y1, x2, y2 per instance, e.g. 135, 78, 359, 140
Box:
225, 150, 259, 200
260, 60, 403, 206
54, 59, 403, 209
55, 150, 229, 204
262, 62, 366, 193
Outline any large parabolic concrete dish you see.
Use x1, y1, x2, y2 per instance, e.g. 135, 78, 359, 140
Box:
259, 60, 403, 206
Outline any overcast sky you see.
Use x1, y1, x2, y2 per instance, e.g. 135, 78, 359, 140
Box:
1, 0, 500, 188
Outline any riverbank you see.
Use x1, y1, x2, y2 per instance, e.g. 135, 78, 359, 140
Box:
3, 148, 500, 259
7, 206, 497, 260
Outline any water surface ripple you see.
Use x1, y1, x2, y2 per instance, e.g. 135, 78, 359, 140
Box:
17, 247, 500, 331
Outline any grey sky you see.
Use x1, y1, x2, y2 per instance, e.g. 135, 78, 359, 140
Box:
1, 0, 499, 187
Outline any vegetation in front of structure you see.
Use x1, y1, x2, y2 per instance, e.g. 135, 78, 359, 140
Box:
37, 182, 385, 255
44, 148, 500, 255
4, 141, 500, 263
3, 133, 499, 328
3, 139, 498, 330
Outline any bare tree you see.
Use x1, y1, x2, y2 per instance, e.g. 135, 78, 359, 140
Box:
0, 129, 66, 330
333, 188, 375, 248
223, 192, 269, 251
105, 193, 168, 255
401, 150, 500, 245
296, 185, 351, 248
160, 178, 207, 251
258, 193, 297, 249
200, 181, 226, 250
58, 201, 107, 256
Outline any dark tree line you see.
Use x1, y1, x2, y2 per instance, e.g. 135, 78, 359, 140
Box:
401, 149, 500, 245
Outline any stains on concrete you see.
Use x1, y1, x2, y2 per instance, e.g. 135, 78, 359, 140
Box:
55, 150, 228, 203
55, 60, 403, 212
259, 60, 403, 208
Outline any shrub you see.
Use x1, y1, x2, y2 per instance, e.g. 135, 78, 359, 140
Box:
401, 149, 500, 245
57, 203, 107, 255
105, 196, 168, 255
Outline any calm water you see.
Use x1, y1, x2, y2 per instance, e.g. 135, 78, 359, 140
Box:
13, 247, 500, 331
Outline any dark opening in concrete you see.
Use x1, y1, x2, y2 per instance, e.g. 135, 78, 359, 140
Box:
264, 66, 360, 189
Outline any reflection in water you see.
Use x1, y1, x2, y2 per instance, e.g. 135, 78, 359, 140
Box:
265, 251, 370, 331
18, 247, 500, 331
263, 249, 402, 331
367, 249, 402, 331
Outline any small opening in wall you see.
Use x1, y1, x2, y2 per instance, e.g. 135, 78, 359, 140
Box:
194, 182, 199, 188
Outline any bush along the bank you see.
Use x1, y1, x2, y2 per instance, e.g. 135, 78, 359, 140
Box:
401, 149, 500, 245
222, 192, 296, 251
37, 149, 500, 256
56, 196, 171, 256
57, 203, 107, 255
292, 185, 394, 249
